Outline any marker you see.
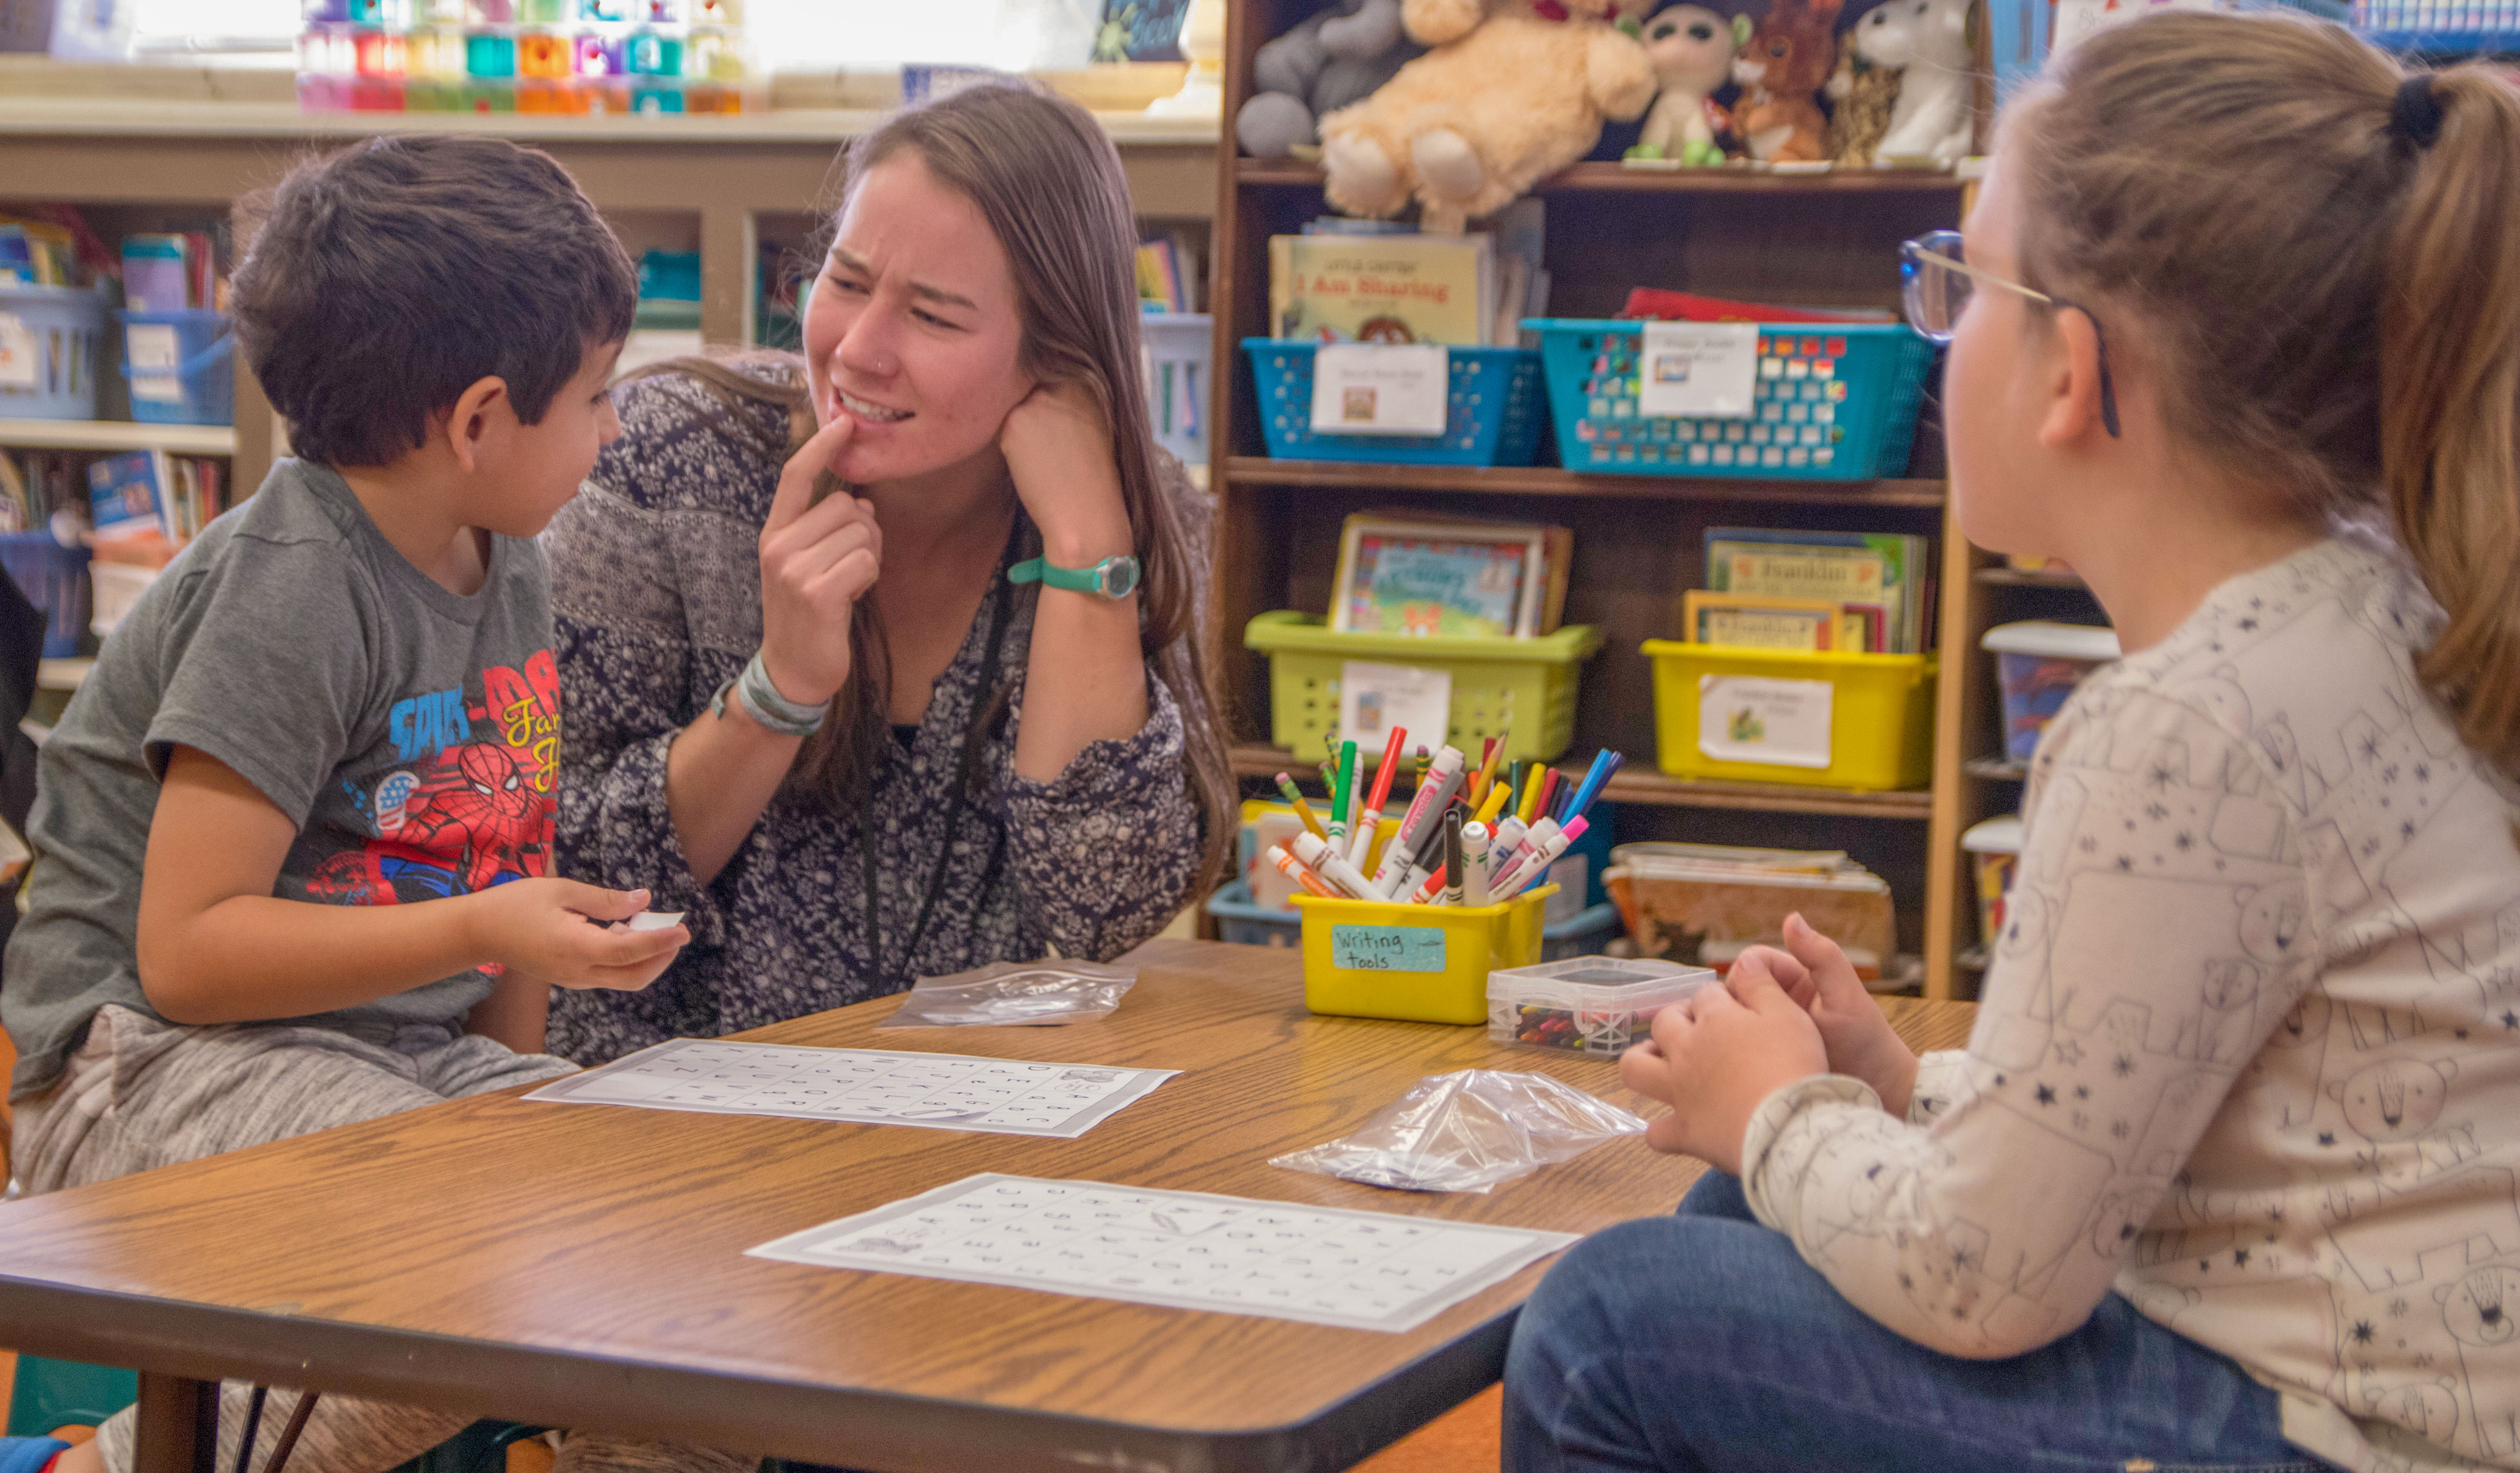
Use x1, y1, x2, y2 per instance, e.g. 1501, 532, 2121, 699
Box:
1566, 750, 1625, 826
1462, 821, 1491, 906
1498, 816, 1562, 880
1408, 863, 1448, 906
1387, 809, 1451, 903
1495, 815, 1588, 901
1370, 745, 1466, 895
1351, 726, 1409, 868
1472, 780, 1511, 827
1493, 815, 1529, 860
1273, 772, 1327, 842
1293, 831, 1377, 900
1442, 809, 1464, 907
1535, 768, 1563, 826
1327, 738, 1356, 854
1266, 843, 1339, 900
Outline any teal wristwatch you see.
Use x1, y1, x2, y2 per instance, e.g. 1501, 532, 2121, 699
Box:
1009, 553, 1141, 600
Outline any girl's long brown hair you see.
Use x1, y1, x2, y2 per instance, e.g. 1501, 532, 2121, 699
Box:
2005, 11, 2520, 775
630, 83, 1234, 897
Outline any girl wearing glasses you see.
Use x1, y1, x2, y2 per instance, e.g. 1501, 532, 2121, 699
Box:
1508, 13, 2520, 1473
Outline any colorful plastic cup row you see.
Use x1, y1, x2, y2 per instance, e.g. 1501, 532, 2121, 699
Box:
304, 0, 738, 25
302, 26, 743, 82
297, 71, 742, 112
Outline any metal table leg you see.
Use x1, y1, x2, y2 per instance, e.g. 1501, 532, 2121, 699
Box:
133, 1373, 217, 1473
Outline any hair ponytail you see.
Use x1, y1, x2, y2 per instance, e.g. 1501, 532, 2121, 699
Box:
2380, 69, 2520, 775
2007, 11, 2520, 777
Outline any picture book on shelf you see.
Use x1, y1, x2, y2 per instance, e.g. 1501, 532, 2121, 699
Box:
1268, 232, 1492, 346
1332, 510, 1570, 639
1701, 527, 1930, 654
1682, 591, 1842, 652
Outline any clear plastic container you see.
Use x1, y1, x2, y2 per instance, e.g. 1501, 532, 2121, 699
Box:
1486, 955, 1715, 1057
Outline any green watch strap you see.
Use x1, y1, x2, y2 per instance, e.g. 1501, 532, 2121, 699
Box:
1008, 553, 1141, 600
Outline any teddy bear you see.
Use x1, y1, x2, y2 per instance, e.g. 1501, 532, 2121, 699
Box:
1824, 4, 1903, 166
1235, 0, 1426, 159
1865, 0, 1975, 168
1318, 0, 1658, 233
1625, 2, 1745, 166
1729, 0, 1839, 163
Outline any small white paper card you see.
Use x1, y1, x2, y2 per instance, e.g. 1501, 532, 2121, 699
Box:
1637, 321, 1759, 419
1698, 675, 1833, 769
1339, 660, 1451, 752
1311, 344, 1449, 437
0, 314, 36, 390
124, 324, 182, 402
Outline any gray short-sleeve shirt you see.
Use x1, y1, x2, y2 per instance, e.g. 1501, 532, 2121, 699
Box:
2, 459, 562, 1099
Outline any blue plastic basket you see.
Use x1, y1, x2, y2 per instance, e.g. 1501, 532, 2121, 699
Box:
1141, 313, 1211, 466
119, 309, 235, 426
1243, 339, 1547, 467
0, 531, 91, 657
0, 284, 106, 421
1524, 319, 1934, 481
1206, 879, 1623, 960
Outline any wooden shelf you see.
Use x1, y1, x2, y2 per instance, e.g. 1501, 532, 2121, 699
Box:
1231, 744, 1930, 818
1962, 755, 2027, 782
1973, 566, 2087, 590
0, 419, 236, 456
1223, 458, 1947, 508
1236, 158, 1967, 196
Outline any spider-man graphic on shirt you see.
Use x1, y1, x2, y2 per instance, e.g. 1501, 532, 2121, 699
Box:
305, 650, 562, 910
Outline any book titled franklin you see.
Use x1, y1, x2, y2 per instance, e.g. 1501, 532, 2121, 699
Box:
1268, 233, 1492, 346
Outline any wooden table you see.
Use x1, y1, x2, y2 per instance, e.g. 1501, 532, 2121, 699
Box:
0, 940, 1973, 1473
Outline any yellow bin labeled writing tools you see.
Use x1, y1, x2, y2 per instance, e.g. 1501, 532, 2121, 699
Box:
1293, 885, 1558, 1025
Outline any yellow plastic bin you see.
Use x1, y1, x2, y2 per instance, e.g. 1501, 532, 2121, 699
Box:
1641, 639, 1935, 791
1294, 885, 1557, 1025
1245, 612, 1602, 765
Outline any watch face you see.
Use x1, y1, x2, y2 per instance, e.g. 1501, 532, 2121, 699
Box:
1097, 555, 1142, 600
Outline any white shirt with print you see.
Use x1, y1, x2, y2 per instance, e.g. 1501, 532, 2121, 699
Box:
1743, 537, 2520, 1473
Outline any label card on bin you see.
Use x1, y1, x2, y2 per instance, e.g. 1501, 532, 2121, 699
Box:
1637, 322, 1758, 419
1698, 674, 1833, 769
1311, 344, 1449, 436
124, 324, 182, 402
1339, 660, 1451, 752
0, 315, 36, 390
1333, 924, 1448, 973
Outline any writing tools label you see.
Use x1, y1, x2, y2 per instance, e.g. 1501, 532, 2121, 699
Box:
1332, 924, 1448, 973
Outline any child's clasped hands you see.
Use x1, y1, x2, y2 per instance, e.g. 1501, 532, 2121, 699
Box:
1619, 913, 1924, 1175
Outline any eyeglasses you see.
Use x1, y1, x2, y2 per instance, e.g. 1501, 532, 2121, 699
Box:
1900, 228, 2121, 438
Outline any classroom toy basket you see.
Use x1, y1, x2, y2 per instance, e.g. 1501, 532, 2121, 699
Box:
1293, 885, 1557, 1025
119, 309, 235, 426
1524, 319, 1934, 481
0, 531, 91, 658
1241, 339, 1548, 467
0, 284, 106, 422
1207, 879, 1623, 961
1141, 313, 1211, 466
1243, 612, 1602, 765
1641, 639, 1936, 791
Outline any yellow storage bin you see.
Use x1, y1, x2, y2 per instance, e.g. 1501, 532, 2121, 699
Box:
1641, 639, 1936, 792
1245, 612, 1603, 766
1294, 886, 1557, 1025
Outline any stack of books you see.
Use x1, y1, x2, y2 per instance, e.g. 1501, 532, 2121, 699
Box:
121, 232, 222, 313
1603, 841, 1898, 981
1684, 526, 1932, 654
0, 450, 89, 537
0, 215, 84, 287
87, 450, 226, 556
1135, 230, 1203, 314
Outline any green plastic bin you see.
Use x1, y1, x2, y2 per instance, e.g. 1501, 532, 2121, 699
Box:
1243, 612, 1601, 765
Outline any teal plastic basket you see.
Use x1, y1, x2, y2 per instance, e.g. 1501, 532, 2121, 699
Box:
1524, 319, 1934, 481
1242, 339, 1546, 466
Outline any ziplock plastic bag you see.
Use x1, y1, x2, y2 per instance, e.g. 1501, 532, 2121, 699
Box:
877, 960, 1139, 1027
1269, 1070, 1647, 1194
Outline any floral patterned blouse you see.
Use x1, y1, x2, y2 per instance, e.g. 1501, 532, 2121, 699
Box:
540, 366, 1210, 1065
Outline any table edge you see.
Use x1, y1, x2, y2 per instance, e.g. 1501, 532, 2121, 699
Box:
0, 1273, 1516, 1473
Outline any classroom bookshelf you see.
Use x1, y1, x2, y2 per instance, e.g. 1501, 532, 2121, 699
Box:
1209, 0, 2013, 998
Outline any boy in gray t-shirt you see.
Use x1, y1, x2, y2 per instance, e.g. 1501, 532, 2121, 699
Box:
0, 137, 709, 1473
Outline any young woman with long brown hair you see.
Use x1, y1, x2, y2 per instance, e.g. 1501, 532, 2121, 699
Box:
1510, 13, 2520, 1470
540, 83, 1233, 1063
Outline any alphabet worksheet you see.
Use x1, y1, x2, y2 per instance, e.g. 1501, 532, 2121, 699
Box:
748, 1173, 1579, 1332
525, 1039, 1176, 1139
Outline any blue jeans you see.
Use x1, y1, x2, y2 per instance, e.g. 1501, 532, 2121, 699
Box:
1504, 1173, 2333, 1473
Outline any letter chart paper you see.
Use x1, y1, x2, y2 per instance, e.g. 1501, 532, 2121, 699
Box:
524, 1039, 1175, 1139
747, 1173, 1579, 1333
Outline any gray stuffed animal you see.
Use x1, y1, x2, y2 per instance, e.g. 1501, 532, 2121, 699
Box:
1235, 0, 1422, 158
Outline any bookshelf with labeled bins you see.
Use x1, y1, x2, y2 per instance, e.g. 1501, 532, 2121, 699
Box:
1209, 0, 2005, 997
